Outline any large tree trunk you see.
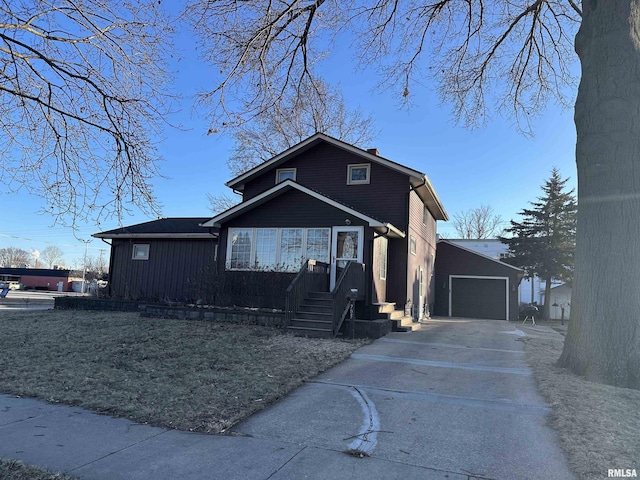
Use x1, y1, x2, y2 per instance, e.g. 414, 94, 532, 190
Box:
559, 0, 640, 388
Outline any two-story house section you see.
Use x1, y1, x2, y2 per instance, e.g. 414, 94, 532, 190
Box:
201, 133, 448, 323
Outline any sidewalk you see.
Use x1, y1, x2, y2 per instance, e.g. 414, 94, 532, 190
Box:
0, 318, 575, 480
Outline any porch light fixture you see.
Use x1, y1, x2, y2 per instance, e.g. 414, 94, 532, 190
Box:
345, 219, 352, 225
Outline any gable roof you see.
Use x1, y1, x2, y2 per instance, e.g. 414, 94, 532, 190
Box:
225, 132, 448, 221
93, 218, 217, 239
437, 239, 523, 273
200, 179, 406, 238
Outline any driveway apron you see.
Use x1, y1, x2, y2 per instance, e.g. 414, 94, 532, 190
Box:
233, 317, 575, 480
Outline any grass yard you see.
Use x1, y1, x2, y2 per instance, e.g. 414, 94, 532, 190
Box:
0, 459, 73, 480
521, 321, 640, 480
0, 310, 366, 433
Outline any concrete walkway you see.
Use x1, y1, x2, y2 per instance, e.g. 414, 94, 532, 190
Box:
0, 318, 575, 480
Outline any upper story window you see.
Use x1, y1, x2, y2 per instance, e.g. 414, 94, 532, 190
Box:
423, 205, 428, 225
347, 164, 370, 185
276, 168, 296, 183
132, 244, 150, 260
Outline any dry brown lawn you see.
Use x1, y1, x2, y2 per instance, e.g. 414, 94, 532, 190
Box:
521, 321, 640, 480
0, 310, 366, 433
0, 459, 73, 480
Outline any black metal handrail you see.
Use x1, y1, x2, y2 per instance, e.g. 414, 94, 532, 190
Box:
285, 260, 329, 325
331, 261, 365, 337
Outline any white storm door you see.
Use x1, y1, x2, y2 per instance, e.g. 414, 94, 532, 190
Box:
330, 226, 364, 290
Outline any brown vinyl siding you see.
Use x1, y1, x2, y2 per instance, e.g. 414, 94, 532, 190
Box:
241, 142, 409, 228
109, 238, 217, 301
406, 190, 438, 315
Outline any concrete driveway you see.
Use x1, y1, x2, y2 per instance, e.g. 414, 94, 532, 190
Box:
233, 317, 574, 479
0, 317, 574, 480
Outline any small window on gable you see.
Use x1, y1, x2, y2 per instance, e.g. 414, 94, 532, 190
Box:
132, 244, 149, 260
423, 205, 428, 225
347, 164, 370, 185
276, 168, 296, 183
410, 235, 417, 255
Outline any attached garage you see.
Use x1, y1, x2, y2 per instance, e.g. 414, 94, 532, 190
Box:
434, 241, 522, 321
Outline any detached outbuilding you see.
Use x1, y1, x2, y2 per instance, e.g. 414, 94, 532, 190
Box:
434, 240, 523, 321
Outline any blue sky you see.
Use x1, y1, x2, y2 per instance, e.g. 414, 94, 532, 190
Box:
0, 22, 578, 268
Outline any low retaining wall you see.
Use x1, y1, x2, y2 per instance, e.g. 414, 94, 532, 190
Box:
142, 305, 285, 328
53, 297, 388, 337
54, 296, 143, 312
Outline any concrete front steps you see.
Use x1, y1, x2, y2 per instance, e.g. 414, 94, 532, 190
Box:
375, 302, 422, 332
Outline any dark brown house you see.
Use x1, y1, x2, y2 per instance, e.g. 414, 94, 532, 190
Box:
94, 218, 217, 301
433, 240, 523, 321
95, 133, 450, 336
201, 133, 448, 334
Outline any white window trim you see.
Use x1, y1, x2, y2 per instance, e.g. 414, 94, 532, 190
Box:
132, 244, 150, 260
275, 168, 297, 183
410, 235, 417, 256
226, 227, 330, 271
347, 163, 371, 185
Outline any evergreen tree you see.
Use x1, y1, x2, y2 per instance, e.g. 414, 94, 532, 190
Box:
500, 169, 577, 319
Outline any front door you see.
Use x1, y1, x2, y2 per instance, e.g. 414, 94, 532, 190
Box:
330, 226, 364, 290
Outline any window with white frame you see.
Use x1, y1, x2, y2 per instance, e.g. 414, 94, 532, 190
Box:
227, 228, 330, 272
280, 228, 303, 271
306, 228, 330, 264
410, 235, 417, 255
132, 244, 150, 260
229, 229, 253, 269
347, 164, 370, 185
255, 229, 277, 269
379, 237, 388, 280
275, 168, 296, 183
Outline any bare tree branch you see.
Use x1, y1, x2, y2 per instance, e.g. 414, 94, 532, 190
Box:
185, 0, 580, 133
0, 0, 176, 227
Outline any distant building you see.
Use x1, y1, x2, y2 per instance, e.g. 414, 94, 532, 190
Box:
0, 267, 73, 291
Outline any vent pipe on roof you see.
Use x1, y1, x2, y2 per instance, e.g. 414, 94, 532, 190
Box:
367, 148, 379, 156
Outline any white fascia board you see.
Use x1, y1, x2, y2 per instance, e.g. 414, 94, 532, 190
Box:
201, 179, 403, 234
92, 233, 216, 239
438, 239, 523, 272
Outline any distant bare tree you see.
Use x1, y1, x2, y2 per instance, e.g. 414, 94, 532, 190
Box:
207, 192, 241, 215
0, 247, 30, 267
41, 246, 65, 269
1, 0, 175, 225
452, 205, 504, 239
